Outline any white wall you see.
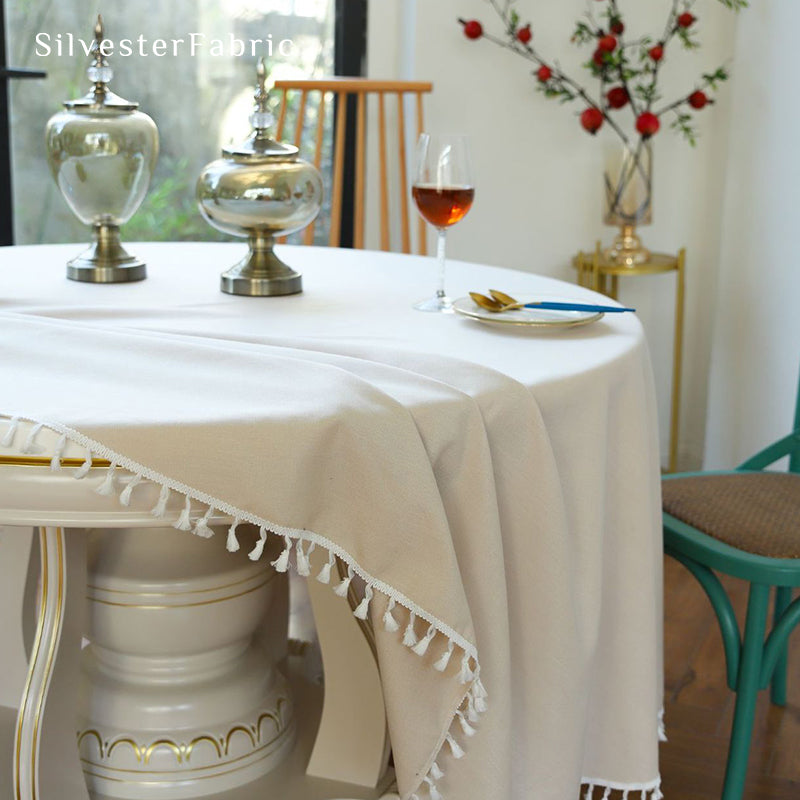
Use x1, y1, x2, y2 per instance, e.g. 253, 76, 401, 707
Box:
704, 2, 800, 468
366, 0, 740, 469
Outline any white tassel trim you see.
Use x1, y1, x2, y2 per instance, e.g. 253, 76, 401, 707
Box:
317, 550, 335, 583
353, 583, 373, 619
1, 417, 19, 447
296, 540, 313, 576
602, 788, 611, 800
434, 639, 454, 672
445, 733, 464, 759
193, 507, 215, 538
152, 484, 170, 517
429, 761, 444, 780
95, 461, 118, 496
423, 777, 442, 800
383, 597, 400, 632
657, 708, 667, 742
226, 520, 241, 552
50, 434, 67, 472
173, 495, 192, 530
21, 422, 44, 454
119, 473, 143, 506
470, 675, 488, 711
412, 623, 437, 656
584, 785, 594, 800
333, 563, 354, 596
249, 527, 268, 561
403, 611, 418, 647
456, 710, 476, 737
466, 693, 479, 723
270, 535, 292, 571
458, 652, 474, 684
74, 448, 93, 479
652, 788, 663, 799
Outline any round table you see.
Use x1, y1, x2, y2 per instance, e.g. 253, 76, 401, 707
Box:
0, 243, 664, 800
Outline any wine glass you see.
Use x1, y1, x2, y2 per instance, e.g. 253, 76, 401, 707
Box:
411, 134, 475, 312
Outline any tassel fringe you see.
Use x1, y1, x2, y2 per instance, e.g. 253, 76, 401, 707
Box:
445, 733, 464, 760
296, 540, 312, 576
95, 461, 118, 496
317, 550, 335, 584
1, 417, 19, 447
226, 520, 241, 552
383, 597, 400, 632
423, 777, 442, 800
249, 527, 268, 561
152, 484, 170, 517
173, 495, 192, 530
403, 611, 419, 647
434, 639, 454, 671
74, 448, 93, 479
333, 564, 354, 597
270, 535, 292, 571
193, 507, 215, 538
21, 422, 44, 454
50, 434, 67, 471
119, 473, 143, 506
412, 623, 437, 656
353, 583, 373, 619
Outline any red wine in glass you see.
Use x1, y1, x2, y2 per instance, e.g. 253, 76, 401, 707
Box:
411, 134, 474, 312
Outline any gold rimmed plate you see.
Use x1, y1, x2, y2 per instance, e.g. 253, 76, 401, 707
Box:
452, 296, 604, 328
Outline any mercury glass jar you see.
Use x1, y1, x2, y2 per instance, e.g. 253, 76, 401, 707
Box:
197, 60, 323, 296
45, 15, 159, 283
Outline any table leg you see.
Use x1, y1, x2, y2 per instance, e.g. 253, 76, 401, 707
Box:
668, 250, 686, 473
305, 556, 390, 788
14, 526, 90, 800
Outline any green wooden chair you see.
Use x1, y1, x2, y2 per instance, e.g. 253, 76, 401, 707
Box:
662, 372, 800, 800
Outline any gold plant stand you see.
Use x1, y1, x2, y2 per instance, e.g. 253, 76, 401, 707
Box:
573, 243, 686, 473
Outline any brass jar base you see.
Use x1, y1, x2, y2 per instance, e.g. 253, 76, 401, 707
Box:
604, 224, 650, 267
67, 223, 146, 283
221, 233, 302, 297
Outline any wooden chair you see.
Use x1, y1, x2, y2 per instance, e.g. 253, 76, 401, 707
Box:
662, 368, 800, 800
272, 78, 432, 254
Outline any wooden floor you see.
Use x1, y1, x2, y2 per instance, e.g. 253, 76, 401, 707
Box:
658, 557, 800, 799
580, 558, 800, 799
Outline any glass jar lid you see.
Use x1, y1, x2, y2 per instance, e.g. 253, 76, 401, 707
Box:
64, 15, 138, 111
222, 59, 299, 161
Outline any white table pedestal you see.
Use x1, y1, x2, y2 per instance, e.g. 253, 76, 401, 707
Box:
76, 525, 295, 799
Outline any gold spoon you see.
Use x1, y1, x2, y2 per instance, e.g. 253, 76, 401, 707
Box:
489, 289, 520, 307
469, 292, 506, 312
469, 291, 527, 312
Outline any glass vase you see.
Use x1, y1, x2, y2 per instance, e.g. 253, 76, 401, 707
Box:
603, 141, 652, 266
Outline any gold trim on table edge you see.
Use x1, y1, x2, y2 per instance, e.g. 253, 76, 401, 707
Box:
0, 455, 111, 469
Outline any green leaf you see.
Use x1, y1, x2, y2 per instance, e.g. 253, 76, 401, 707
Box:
670, 112, 698, 146
571, 21, 595, 45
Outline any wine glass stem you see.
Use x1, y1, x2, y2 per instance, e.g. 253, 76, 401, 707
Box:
436, 228, 447, 299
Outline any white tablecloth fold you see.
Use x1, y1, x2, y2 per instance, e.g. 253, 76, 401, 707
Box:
0, 244, 663, 800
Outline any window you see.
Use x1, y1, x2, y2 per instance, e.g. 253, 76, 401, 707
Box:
3, 0, 338, 245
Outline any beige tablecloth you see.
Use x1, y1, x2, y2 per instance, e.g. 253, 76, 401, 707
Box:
0, 243, 663, 800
